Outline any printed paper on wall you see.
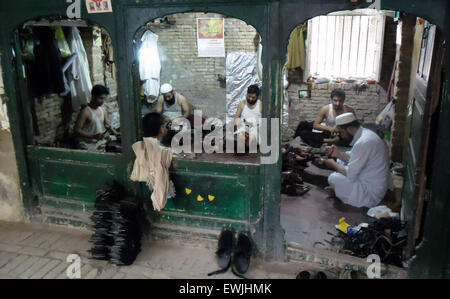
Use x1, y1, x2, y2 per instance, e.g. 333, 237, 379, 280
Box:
86, 0, 113, 14
197, 18, 225, 57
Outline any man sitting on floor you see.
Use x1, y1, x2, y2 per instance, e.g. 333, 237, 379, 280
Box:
321, 112, 390, 208
295, 88, 355, 147
233, 84, 262, 150
156, 83, 190, 126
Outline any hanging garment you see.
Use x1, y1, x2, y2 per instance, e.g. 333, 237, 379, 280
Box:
68, 27, 93, 113
138, 31, 161, 99
130, 137, 175, 212
286, 23, 306, 70
256, 37, 263, 81
328, 127, 390, 208
31, 26, 66, 96
282, 67, 289, 128
101, 31, 115, 79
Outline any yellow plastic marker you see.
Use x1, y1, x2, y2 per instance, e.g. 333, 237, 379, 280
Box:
336, 217, 351, 234
208, 195, 215, 202
197, 195, 204, 202
185, 188, 192, 195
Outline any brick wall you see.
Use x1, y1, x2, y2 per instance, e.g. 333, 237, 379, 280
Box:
33, 95, 64, 145
284, 81, 387, 139
145, 13, 258, 120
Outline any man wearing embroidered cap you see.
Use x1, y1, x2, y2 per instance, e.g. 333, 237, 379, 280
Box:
321, 112, 390, 208
156, 83, 190, 124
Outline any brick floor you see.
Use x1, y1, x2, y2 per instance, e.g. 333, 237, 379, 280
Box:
0, 221, 332, 279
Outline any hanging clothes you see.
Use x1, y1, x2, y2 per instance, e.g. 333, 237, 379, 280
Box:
286, 23, 307, 70
31, 26, 66, 96
130, 137, 175, 212
256, 36, 263, 81
101, 31, 115, 80
68, 27, 93, 112
282, 67, 290, 129
138, 31, 161, 100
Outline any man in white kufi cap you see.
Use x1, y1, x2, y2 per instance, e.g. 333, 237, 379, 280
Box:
156, 83, 190, 124
320, 112, 390, 208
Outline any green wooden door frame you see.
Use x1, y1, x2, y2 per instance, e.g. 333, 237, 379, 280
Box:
1, 0, 450, 276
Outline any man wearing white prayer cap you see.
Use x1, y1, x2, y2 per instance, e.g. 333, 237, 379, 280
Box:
156, 83, 190, 124
321, 112, 390, 208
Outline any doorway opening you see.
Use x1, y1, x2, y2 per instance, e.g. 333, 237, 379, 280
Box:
16, 17, 121, 153
280, 9, 444, 269
133, 12, 263, 165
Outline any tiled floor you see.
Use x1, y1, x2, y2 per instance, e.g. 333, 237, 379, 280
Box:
0, 221, 322, 279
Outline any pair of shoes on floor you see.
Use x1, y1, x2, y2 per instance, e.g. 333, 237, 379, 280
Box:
208, 227, 252, 279
296, 270, 328, 279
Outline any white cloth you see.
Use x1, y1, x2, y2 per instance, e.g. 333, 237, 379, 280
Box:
235, 100, 261, 142
257, 37, 263, 81
130, 137, 175, 212
241, 99, 261, 127
282, 68, 289, 128
78, 106, 106, 151
328, 127, 390, 208
68, 27, 92, 112
83, 106, 105, 135
139, 31, 161, 98
312, 104, 336, 133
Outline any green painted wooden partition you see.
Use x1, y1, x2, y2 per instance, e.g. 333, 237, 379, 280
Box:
1, 0, 450, 277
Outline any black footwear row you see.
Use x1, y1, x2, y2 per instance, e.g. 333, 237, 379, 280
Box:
89, 181, 144, 266
208, 227, 253, 279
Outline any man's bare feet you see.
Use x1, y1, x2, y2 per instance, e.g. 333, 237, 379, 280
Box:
324, 186, 336, 200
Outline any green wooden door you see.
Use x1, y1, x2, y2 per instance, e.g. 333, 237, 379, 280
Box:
403, 23, 445, 259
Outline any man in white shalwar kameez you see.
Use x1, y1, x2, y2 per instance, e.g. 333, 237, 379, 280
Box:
321, 113, 390, 208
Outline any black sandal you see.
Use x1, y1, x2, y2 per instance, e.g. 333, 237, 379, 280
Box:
231, 231, 252, 279
208, 227, 235, 276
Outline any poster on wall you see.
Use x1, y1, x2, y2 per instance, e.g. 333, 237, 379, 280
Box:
197, 18, 225, 57
85, 0, 113, 14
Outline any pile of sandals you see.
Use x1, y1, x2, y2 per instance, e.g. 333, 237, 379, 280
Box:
282, 144, 328, 196
339, 217, 407, 267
